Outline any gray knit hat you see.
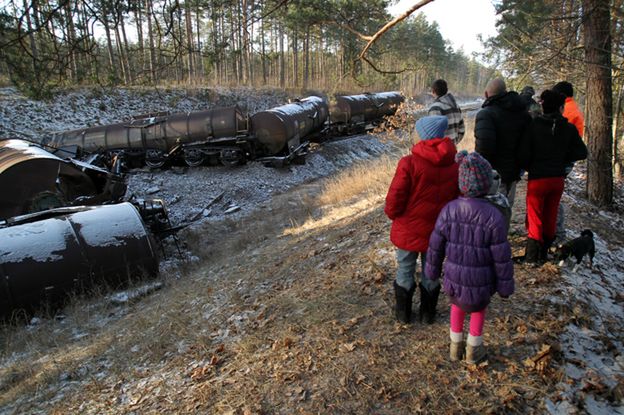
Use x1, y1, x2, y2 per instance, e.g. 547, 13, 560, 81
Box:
415, 115, 448, 140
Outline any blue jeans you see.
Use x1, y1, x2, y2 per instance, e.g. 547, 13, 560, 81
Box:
395, 249, 440, 292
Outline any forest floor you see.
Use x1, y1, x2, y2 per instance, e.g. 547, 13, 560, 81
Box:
0, 87, 623, 414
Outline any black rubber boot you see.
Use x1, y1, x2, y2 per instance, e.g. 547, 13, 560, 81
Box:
540, 238, 554, 262
420, 282, 441, 324
524, 238, 542, 264
418, 282, 428, 323
394, 281, 415, 323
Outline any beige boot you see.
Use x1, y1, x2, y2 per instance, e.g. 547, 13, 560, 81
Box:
449, 330, 464, 361
466, 335, 487, 364
450, 341, 465, 361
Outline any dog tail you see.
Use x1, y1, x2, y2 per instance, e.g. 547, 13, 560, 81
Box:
581, 229, 594, 238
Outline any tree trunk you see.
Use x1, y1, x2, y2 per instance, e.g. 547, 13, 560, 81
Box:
119, 13, 133, 83
614, 85, 624, 178
260, 3, 267, 85
195, 2, 204, 79
583, 0, 613, 206
133, 0, 145, 75
145, 0, 157, 83
184, 0, 194, 83
22, 0, 39, 80
100, 3, 118, 81
279, 23, 285, 88
303, 28, 309, 90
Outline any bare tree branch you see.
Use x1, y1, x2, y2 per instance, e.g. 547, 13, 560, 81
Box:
350, 0, 435, 74
358, 0, 436, 61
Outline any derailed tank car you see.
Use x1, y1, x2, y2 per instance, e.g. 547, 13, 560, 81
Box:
45, 107, 250, 168
331, 91, 404, 134
0, 203, 159, 319
43, 91, 403, 169
250, 96, 329, 165
0, 139, 126, 220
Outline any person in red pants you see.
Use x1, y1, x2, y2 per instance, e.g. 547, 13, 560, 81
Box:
518, 90, 588, 263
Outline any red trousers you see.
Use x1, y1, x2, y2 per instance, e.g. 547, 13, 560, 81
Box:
526, 177, 565, 243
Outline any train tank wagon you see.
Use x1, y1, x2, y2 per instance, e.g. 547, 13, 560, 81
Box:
250, 96, 329, 165
0, 203, 159, 319
331, 91, 404, 134
45, 107, 249, 168
0, 139, 125, 220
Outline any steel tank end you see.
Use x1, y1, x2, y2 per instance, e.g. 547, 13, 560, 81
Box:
250, 110, 290, 156
0, 202, 159, 320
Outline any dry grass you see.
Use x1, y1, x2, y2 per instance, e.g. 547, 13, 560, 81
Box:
318, 156, 398, 206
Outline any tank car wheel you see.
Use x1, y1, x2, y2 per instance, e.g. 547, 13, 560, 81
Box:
145, 149, 166, 169
220, 149, 245, 167
183, 148, 205, 167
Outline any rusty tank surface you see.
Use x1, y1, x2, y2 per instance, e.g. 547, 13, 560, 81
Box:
331, 91, 405, 129
0, 203, 159, 319
250, 96, 329, 156
45, 107, 249, 168
0, 139, 126, 220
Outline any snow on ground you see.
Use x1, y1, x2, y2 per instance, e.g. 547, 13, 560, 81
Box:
543, 164, 624, 413
546, 234, 624, 414
126, 136, 391, 226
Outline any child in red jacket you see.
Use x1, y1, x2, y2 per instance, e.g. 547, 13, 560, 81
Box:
385, 115, 459, 324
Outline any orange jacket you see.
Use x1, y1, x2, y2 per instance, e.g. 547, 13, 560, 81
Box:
563, 97, 584, 137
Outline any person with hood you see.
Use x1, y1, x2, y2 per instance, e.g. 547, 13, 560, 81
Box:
552, 81, 584, 242
428, 79, 465, 145
425, 151, 514, 364
552, 81, 584, 137
474, 78, 532, 207
385, 115, 459, 324
518, 90, 588, 263
519, 86, 541, 117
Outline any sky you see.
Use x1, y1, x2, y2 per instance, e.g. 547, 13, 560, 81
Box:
388, 0, 499, 57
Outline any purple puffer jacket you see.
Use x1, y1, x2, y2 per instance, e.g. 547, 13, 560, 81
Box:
425, 197, 514, 312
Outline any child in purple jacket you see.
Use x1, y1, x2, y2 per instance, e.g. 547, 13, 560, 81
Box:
425, 151, 514, 364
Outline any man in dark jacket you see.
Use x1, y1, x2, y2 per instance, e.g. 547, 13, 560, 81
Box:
474, 78, 532, 207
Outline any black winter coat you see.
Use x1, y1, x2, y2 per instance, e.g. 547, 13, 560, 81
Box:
518, 113, 588, 180
474, 92, 532, 184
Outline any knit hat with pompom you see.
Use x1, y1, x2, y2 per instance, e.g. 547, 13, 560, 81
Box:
456, 150, 493, 197
415, 115, 448, 140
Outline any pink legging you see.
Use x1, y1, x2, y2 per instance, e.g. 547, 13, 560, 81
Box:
450, 304, 486, 336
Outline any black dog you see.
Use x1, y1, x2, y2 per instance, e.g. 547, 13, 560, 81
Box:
555, 229, 595, 270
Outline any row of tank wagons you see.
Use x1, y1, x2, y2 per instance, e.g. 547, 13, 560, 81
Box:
0, 139, 171, 320
43, 92, 405, 169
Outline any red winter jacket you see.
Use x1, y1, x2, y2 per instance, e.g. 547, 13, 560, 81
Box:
385, 137, 459, 252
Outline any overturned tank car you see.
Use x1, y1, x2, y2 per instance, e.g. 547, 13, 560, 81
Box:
0, 139, 126, 220
250, 96, 329, 166
0, 203, 159, 319
44, 107, 250, 168
331, 91, 404, 134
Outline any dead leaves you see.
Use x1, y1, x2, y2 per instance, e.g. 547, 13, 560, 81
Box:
272, 337, 295, 351
524, 344, 553, 374
339, 342, 357, 353
189, 344, 226, 382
